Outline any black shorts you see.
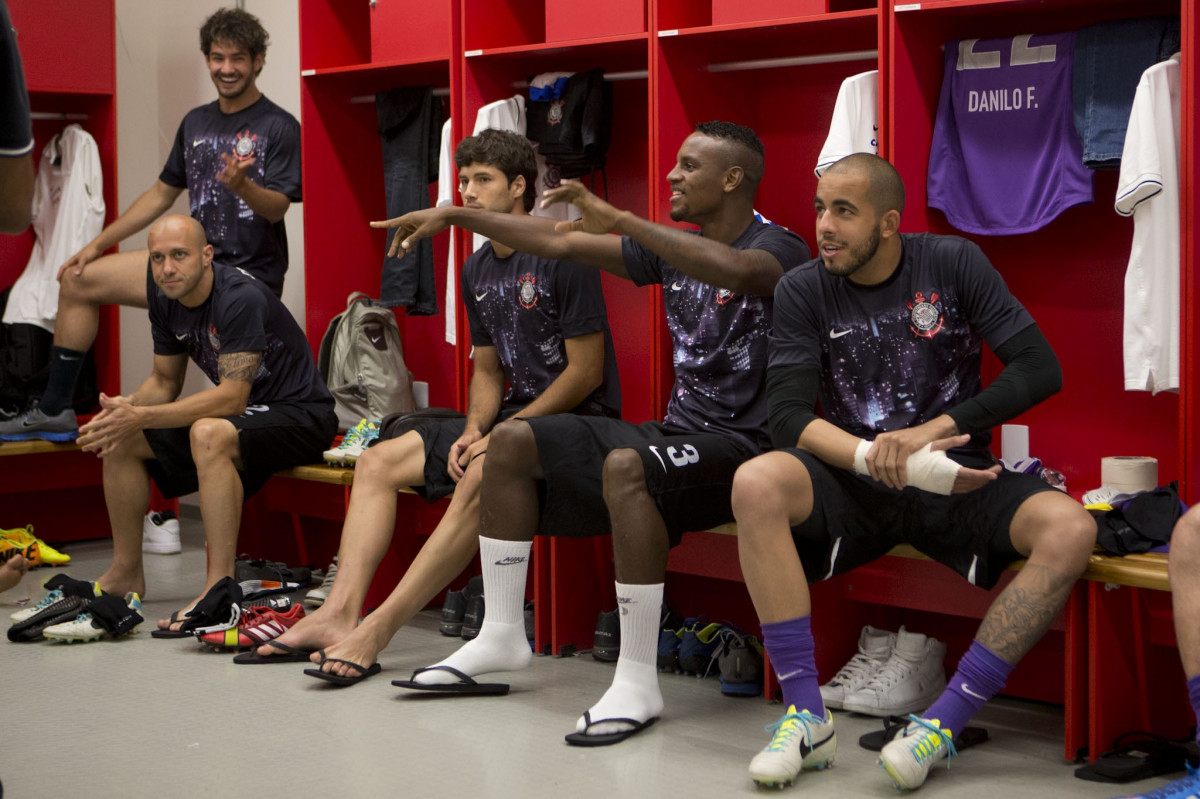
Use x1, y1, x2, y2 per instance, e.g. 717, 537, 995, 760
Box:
143, 401, 337, 500
525, 416, 758, 546
409, 406, 525, 503
785, 448, 1057, 590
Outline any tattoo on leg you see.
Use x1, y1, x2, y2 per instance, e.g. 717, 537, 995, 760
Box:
976, 563, 1074, 663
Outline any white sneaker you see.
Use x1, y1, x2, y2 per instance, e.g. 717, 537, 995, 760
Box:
842, 626, 946, 717
879, 715, 956, 790
323, 419, 380, 466
304, 556, 338, 607
142, 511, 181, 554
748, 705, 837, 788
820, 625, 896, 710
43, 593, 143, 643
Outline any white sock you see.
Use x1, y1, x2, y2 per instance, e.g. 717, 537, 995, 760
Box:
415, 537, 533, 685
576, 582, 665, 736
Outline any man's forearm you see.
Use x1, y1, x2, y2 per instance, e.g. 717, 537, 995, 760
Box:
463, 369, 505, 435
231, 181, 290, 223
131, 383, 250, 430
446, 207, 563, 260
510, 364, 600, 420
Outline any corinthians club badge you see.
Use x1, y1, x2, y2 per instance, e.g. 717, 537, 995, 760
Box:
518, 272, 539, 309
907, 291, 943, 339
233, 129, 257, 160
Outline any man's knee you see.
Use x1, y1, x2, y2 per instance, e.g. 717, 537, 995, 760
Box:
731, 453, 805, 525
355, 433, 416, 487
1169, 507, 1200, 578
1020, 495, 1096, 575
189, 418, 239, 463
601, 448, 646, 505
487, 419, 536, 472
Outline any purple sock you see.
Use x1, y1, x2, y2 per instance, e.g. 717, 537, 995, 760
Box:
1188, 674, 1200, 747
762, 615, 824, 716
923, 641, 1013, 736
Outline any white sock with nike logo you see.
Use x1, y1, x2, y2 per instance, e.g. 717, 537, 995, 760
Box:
414, 536, 532, 685
576, 582, 664, 737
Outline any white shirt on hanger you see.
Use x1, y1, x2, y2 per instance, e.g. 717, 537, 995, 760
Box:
1115, 54, 1180, 394
815, 70, 879, 178
3, 124, 105, 330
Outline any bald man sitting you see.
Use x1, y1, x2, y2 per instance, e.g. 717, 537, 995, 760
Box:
76, 215, 336, 635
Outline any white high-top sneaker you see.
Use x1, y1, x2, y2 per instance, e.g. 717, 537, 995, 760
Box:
142, 510, 181, 555
842, 626, 946, 717
820, 625, 896, 710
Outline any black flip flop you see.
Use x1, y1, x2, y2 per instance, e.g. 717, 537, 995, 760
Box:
1074, 732, 1190, 783
391, 665, 509, 695
303, 650, 382, 686
232, 640, 318, 664
150, 609, 195, 639
858, 716, 989, 752
564, 711, 658, 747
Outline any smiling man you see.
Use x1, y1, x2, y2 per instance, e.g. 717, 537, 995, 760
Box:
74, 214, 334, 637
1, 7, 301, 451
732, 153, 1096, 791
375, 121, 810, 746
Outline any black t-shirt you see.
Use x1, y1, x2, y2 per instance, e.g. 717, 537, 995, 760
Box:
461, 243, 620, 418
159, 96, 302, 296
0, 2, 32, 158
770, 232, 1034, 454
622, 219, 811, 451
148, 264, 331, 408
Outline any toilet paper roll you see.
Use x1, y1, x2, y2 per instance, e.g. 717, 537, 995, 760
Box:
1001, 425, 1029, 464
1100, 456, 1158, 493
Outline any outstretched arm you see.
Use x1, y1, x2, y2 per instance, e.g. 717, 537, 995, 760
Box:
545, 180, 784, 296
59, 180, 183, 279
372, 206, 629, 277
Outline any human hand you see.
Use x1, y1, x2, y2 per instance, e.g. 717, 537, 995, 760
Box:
545, 180, 622, 234
217, 152, 256, 192
370, 207, 451, 258
447, 429, 486, 482
77, 393, 142, 456
57, 242, 103, 281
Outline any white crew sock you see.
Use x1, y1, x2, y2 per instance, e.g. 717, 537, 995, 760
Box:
576, 582, 665, 736
415, 537, 533, 685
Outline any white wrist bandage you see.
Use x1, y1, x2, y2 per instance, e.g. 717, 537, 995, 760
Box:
853, 439, 872, 476
904, 443, 960, 495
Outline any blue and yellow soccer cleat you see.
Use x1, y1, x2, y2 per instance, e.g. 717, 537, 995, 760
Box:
879, 714, 957, 790
748, 705, 837, 788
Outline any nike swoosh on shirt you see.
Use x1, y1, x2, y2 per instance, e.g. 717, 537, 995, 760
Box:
829, 328, 853, 339
475, 291, 489, 301
670, 281, 685, 291
192, 139, 205, 147
174, 333, 189, 341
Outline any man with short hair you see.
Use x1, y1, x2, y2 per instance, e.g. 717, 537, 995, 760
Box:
0, 7, 300, 441
380, 121, 811, 745
76, 214, 334, 633
249, 129, 620, 682
732, 153, 1096, 791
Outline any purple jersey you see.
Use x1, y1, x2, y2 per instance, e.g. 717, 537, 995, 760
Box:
928, 32, 1093, 235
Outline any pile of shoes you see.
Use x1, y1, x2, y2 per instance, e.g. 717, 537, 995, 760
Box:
1, 524, 71, 566
234, 555, 313, 600
197, 595, 305, 650
8, 574, 142, 643
438, 576, 535, 647
821, 625, 947, 717
322, 418, 381, 467
593, 606, 766, 697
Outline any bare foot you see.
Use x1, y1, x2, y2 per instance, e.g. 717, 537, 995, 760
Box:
0, 553, 29, 593
308, 621, 390, 678
253, 603, 358, 659
94, 567, 146, 604
157, 591, 208, 631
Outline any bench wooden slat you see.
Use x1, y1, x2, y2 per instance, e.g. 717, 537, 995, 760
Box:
0, 440, 82, 456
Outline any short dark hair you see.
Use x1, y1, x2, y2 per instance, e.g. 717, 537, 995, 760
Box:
200, 8, 270, 74
694, 120, 765, 192
825, 153, 906, 217
454, 129, 539, 212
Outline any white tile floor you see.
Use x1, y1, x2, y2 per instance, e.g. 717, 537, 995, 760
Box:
0, 519, 1174, 799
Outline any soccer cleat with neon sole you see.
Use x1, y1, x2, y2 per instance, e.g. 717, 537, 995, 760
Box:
748, 705, 837, 788
1, 525, 70, 565
879, 714, 957, 791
